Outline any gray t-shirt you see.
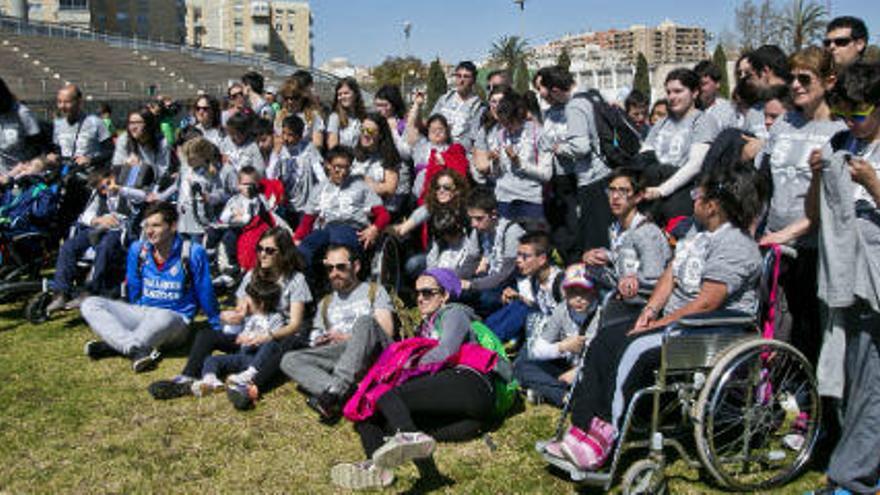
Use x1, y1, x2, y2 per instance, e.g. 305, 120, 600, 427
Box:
705, 98, 739, 130
539, 96, 610, 186
236, 270, 314, 319
491, 120, 547, 204
267, 141, 324, 211
111, 133, 172, 179
666, 223, 762, 315
426, 233, 482, 279
430, 90, 484, 150
645, 110, 721, 169
762, 112, 847, 233
219, 136, 266, 175
53, 113, 111, 159
195, 124, 224, 148
304, 176, 383, 229
327, 112, 361, 149
315, 282, 393, 335
0, 103, 41, 171
608, 212, 672, 290
737, 105, 769, 140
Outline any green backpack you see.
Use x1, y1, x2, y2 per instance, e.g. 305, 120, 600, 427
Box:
435, 307, 519, 419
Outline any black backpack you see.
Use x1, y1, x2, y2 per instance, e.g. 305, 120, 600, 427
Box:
573, 89, 642, 169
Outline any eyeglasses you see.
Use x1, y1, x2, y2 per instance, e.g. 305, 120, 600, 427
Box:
793, 72, 815, 88
256, 245, 278, 255
436, 183, 456, 192
690, 189, 704, 201
823, 36, 853, 48
323, 261, 351, 273
832, 104, 876, 123
606, 186, 633, 198
415, 287, 443, 299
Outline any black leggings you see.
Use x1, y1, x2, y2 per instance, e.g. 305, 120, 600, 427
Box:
355, 367, 495, 457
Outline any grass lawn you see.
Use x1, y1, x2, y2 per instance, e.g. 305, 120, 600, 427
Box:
0, 304, 826, 494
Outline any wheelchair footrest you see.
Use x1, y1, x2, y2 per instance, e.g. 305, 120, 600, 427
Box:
536, 441, 611, 485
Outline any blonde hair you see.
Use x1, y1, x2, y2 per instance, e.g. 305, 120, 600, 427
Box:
789, 46, 836, 79
183, 137, 220, 171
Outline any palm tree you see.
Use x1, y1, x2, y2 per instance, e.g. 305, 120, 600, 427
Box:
776, 0, 827, 52
489, 35, 531, 72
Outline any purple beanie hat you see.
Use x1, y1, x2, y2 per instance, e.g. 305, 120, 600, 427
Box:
421, 268, 462, 298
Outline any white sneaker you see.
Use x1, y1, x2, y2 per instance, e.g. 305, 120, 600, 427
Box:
330, 461, 394, 490
372, 431, 436, 470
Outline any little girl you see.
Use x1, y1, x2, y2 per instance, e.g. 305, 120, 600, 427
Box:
191, 276, 285, 396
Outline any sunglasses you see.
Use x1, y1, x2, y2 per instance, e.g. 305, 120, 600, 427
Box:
323, 261, 351, 273
256, 245, 278, 255
437, 183, 456, 192
195, 106, 211, 112
793, 72, 815, 88
362, 126, 380, 138
832, 104, 876, 123
229, 92, 244, 98
823, 36, 853, 48
415, 287, 443, 299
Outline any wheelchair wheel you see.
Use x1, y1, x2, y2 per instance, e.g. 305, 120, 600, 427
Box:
622, 459, 667, 495
693, 338, 819, 491
25, 291, 52, 324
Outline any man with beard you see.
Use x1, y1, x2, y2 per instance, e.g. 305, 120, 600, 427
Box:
48, 84, 113, 168
280, 243, 395, 422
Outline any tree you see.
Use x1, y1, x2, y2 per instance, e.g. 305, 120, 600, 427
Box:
712, 45, 731, 99
735, 0, 780, 50
633, 52, 650, 100
489, 35, 531, 73
426, 58, 447, 113
557, 46, 572, 72
514, 58, 530, 94
776, 0, 827, 52
369, 56, 426, 93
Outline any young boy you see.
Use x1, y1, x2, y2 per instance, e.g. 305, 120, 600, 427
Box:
514, 263, 599, 406
460, 188, 525, 316
220, 112, 266, 175
207, 166, 262, 278
267, 115, 324, 223
293, 147, 390, 267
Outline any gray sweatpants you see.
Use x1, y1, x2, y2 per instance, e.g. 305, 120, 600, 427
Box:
827, 303, 880, 494
80, 296, 190, 356
280, 316, 391, 396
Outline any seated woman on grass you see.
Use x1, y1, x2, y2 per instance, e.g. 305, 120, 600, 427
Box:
542, 164, 764, 471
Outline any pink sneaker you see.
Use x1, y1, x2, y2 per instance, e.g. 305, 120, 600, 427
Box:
560, 418, 617, 471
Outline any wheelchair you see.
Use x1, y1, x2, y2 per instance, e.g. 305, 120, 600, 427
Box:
537, 245, 820, 494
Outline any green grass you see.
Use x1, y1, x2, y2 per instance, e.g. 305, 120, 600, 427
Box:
0, 304, 825, 494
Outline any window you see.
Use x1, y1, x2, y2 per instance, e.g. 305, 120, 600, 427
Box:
59, 0, 88, 10
116, 12, 129, 22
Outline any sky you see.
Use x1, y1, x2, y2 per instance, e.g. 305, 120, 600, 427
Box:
309, 0, 880, 67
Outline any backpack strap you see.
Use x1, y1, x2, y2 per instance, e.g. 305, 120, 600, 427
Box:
181, 238, 193, 292
319, 293, 333, 331
367, 281, 378, 308
551, 269, 565, 304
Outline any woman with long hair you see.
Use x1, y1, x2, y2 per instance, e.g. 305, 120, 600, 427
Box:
191, 94, 224, 147
327, 77, 367, 149
112, 106, 170, 179
148, 227, 312, 410
0, 77, 43, 176
374, 85, 410, 160
275, 77, 325, 149
353, 112, 407, 215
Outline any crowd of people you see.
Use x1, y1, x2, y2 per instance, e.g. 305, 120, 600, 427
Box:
1, 14, 879, 493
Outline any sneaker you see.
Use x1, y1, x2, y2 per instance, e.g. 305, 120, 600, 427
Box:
64, 292, 91, 311
212, 274, 235, 288
559, 418, 617, 471
148, 375, 195, 400
45, 294, 68, 315
306, 390, 343, 423
372, 431, 437, 470
526, 389, 544, 405
783, 412, 809, 451
84, 340, 120, 360
130, 348, 161, 373
226, 381, 259, 411
330, 461, 394, 490
191, 378, 224, 398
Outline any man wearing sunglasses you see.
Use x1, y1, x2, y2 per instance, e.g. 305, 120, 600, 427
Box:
280, 244, 394, 422
824, 16, 869, 69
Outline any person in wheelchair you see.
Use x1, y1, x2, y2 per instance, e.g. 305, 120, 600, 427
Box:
46, 166, 146, 313
582, 167, 672, 322
543, 164, 764, 471
292, 147, 391, 268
